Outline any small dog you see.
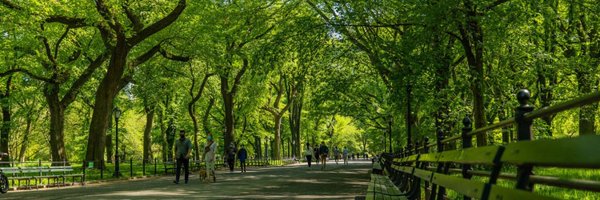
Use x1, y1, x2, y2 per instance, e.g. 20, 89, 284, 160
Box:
199, 169, 207, 181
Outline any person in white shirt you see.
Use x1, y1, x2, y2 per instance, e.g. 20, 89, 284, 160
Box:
342, 147, 349, 165
203, 134, 218, 182
304, 143, 314, 167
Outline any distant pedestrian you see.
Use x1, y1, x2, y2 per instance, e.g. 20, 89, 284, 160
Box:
333, 146, 340, 165
319, 142, 329, 170
304, 143, 314, 167
238, 145, 248, 173
343, 147, 349, 165
203, 133, 217, 182
314, 146, 320, 165
174, 130, 192, 184
227, 143, 236, 172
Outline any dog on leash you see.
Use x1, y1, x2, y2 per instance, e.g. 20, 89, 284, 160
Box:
199, 169, 207, 181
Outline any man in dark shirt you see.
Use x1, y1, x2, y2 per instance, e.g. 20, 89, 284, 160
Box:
237, 145, 248, 173
174, 130, 192, 184
319, 142, 329, 170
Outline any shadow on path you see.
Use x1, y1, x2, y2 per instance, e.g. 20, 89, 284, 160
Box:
2, 161, 371, 199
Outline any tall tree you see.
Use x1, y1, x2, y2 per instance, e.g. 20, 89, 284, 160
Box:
85, 0, 188, 167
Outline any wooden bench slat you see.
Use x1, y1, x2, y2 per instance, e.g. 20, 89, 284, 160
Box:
431, 173, 486, 198
418, 153, 437, 162
413, 168, 432, 181
501, 135, 600, 168
437, 146, 502, 164
487, 185, 560, 200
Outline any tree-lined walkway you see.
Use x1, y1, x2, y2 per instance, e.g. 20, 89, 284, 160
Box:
2, 161, 371, 199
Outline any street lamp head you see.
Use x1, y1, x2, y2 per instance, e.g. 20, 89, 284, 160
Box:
114, 107, 122, 119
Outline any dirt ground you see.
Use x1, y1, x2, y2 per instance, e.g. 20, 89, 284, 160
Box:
1, 160, 371, 200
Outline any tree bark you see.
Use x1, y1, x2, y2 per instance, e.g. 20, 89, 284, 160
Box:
202, 98, 215, 135
188, 73, 211, 161
143, 105, 154, 163
273, 114, 283, 160
18, 113, 32, 162
46, 89, 69, 165
458, 0, 487, 146
85, 43, 128, 168
288, 82, 303, 158
577, 72, 596, 135
0, 76, 11, 165
85, 0, 187, 168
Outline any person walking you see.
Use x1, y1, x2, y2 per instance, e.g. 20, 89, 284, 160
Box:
203, 133, 218, 182
314, 146, 320, 165
226, 143, 236, 172
333, 146, 340, 165
237, 145, 248, 173
343, 147, 349, 165
319, 142, 329, 170
174, 130, 192, 184
304, 143, 314, 167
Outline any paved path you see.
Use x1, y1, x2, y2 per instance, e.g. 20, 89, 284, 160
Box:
2, 161, 371, 199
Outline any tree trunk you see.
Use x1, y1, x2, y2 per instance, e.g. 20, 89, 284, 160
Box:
105, 111, 113, 164
18, 114, 32, 162
143, 106, 154, 163
0, 76, 12, 165
459, 0, 487, 147
288, 84, 303, 158
577, 72, 596, 135
158, 108, 167, 162
85, 41, 129, 168
46, 96, 69, 165
405, 82, 412, 147
221, 77, 236, 155
189, 103, 200, 161
254, 136, 262, 159
202, 98, 215, 135
273, 115, 282, 160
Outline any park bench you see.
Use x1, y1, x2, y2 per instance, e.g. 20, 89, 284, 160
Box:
0, 165, 84, 190
384, 135, 600, 200
48, 166, 84, 186
363, 89, 600, 199
163, 161, 176, 175
0, 167, 36, 190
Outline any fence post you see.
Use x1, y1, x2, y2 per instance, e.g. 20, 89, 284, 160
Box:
434, 130, 446, 200
38, 159, 42, 176
154, 158, 157, 176
130, 158, 133, 178
515, 89, 534, 191
422, 138, 431, 199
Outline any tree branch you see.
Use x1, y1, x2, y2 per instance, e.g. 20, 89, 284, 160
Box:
128, 0, 187, 46
122, 1, 144, 32
130, 44, 162, 67
46, 16, 89, 28
0, 68, 53, 83
60, 52, 110, 107
485, 0, 511, 11
54, 27, 71, 58
159, 48, 190, 62
230, 58, 248, 95
0, 0, 22, 10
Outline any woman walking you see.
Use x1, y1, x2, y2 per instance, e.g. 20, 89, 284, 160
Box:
304, 143, 314, 167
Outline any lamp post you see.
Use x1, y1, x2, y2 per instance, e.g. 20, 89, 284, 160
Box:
113, 107, 122, 178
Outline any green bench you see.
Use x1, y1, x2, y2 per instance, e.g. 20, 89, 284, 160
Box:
0, 165, 84, 190
384, 135, 600, 200
367, 173, 405, 200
